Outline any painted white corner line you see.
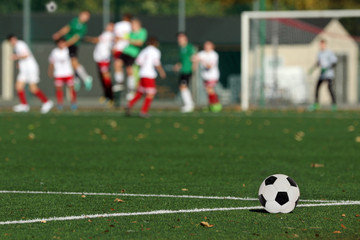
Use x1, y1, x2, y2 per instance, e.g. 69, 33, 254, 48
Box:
1, 201, 360, 225
0, 190, 347, 203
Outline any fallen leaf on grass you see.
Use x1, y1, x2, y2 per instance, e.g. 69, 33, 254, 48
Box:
81, 194, 86, 198
200, 221, 214, 228
311, 163, 324, 168
341, 224, 346, 229
182, 188, 188, 192
341, 213, 346, 217
114, 198, 125, 203
41, 220, 46, 223
355, 214, 360, 217
355, 136, 360, 143
333, 231, 341, 234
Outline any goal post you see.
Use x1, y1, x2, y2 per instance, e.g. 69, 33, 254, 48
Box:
241, 10, 360, 111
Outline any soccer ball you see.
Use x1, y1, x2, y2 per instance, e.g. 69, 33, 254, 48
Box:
258, 174, 300, 213
46, 1, 57, 13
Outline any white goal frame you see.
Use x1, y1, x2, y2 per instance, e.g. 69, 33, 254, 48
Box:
241, 9, 360, 111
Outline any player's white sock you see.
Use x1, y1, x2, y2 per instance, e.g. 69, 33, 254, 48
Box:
75, 65, 89, 81
127, 75, 136, 91
115, 72, 124, 84
181, 88, 194, 107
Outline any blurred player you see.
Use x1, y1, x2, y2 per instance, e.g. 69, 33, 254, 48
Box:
309, 39, 337, 111
52, 10, 93, 91
48, 38, 77, 111
193, 41, 222, 112
85, 22, 114, 106
173, 32, 196, 113
7, 34, 53, 113
126, 37, 166, 118
119, 18, 148, 102
112, 14, 132, 107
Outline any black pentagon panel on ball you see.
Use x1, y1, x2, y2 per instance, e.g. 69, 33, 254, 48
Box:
259, 194, 266, 207
265, 176, 277, 185
287, 177, 297, 187
275, 192, 289, 205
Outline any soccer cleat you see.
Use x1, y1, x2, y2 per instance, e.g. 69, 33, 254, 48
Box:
308, 103, 320, 111
99, 96, 107, 104
331, 104, 337, 111
40, 100, 54, 114
13, 104, 30, 113
70, 103, 78, 111
210, 103, 222, 113
84, 76, 93, 91
181, 105, 194, 113
125, 106, 131, 117
74, 77, 81, 92
56, 104, 64, 111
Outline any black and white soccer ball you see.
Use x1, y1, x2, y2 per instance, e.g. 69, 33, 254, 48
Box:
258, 174, 300, 213
46, 1, 57, 13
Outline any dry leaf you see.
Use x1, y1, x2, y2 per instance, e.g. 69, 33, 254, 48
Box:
88, 219, 92, 222
121, 189, 126, 193
181, 188, 188, 192
341, 213, 346, 217
341, 224, 346, 229
81, 194, 86, 198
114, 198, 125, 203
41, 220, 47, 223
355, 136, 360, 143
333, 231, 341, 234
355, 214, 360, 217
311, 163, 324, 168
200, 221, 214, 228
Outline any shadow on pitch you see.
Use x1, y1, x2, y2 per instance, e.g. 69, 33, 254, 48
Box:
249, 209, 269, 214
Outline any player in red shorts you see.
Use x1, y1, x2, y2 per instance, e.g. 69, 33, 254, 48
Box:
193, 41, 222, 112
48, 38, 77, 110
85, 22, 114, 105
126, 37, 166, 118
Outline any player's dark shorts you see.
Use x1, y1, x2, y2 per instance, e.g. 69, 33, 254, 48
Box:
179, 73, 192, 86
68, 45, 78, 58
120, 53, 136, 67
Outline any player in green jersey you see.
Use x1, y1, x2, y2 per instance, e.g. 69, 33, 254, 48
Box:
119, 18, 148, 101
52, 10, 93, 92
173, 32, 196, 113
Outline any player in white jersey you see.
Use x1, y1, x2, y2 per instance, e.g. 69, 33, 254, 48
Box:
126, 37, 166, 118
7, 34, 53, 113
112, 14, 132, 107
48, 38, 77, 111
309, 39, 337, 111
85, 22, 114, 105
193, 41, 222, 112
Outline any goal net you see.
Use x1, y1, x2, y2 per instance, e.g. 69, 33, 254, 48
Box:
241, 10, 360, 110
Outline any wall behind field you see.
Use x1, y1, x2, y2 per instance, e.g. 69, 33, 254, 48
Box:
0, 13, 240, 100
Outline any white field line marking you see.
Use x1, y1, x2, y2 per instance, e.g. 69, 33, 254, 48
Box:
0, 201, 360, 225
0, 190, 345, 203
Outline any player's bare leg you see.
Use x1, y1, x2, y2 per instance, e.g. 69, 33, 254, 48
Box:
126, 65, 136, 101
113, 59, 125, 107
71, 57, 92, 91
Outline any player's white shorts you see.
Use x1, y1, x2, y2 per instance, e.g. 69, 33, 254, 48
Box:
17, 65, 40, 84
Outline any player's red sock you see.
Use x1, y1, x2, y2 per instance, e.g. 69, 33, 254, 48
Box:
34, 90, 48, 103
56, 89, 63, 104
17, 90, 27, 104
71, 89, 77, 103
209, 93, 219, 104
103, 76, 113, 100
141, 97, 153, 114
128, 92, 142, 107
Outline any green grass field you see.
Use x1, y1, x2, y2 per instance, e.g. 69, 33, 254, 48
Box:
0, 110, 360, 239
